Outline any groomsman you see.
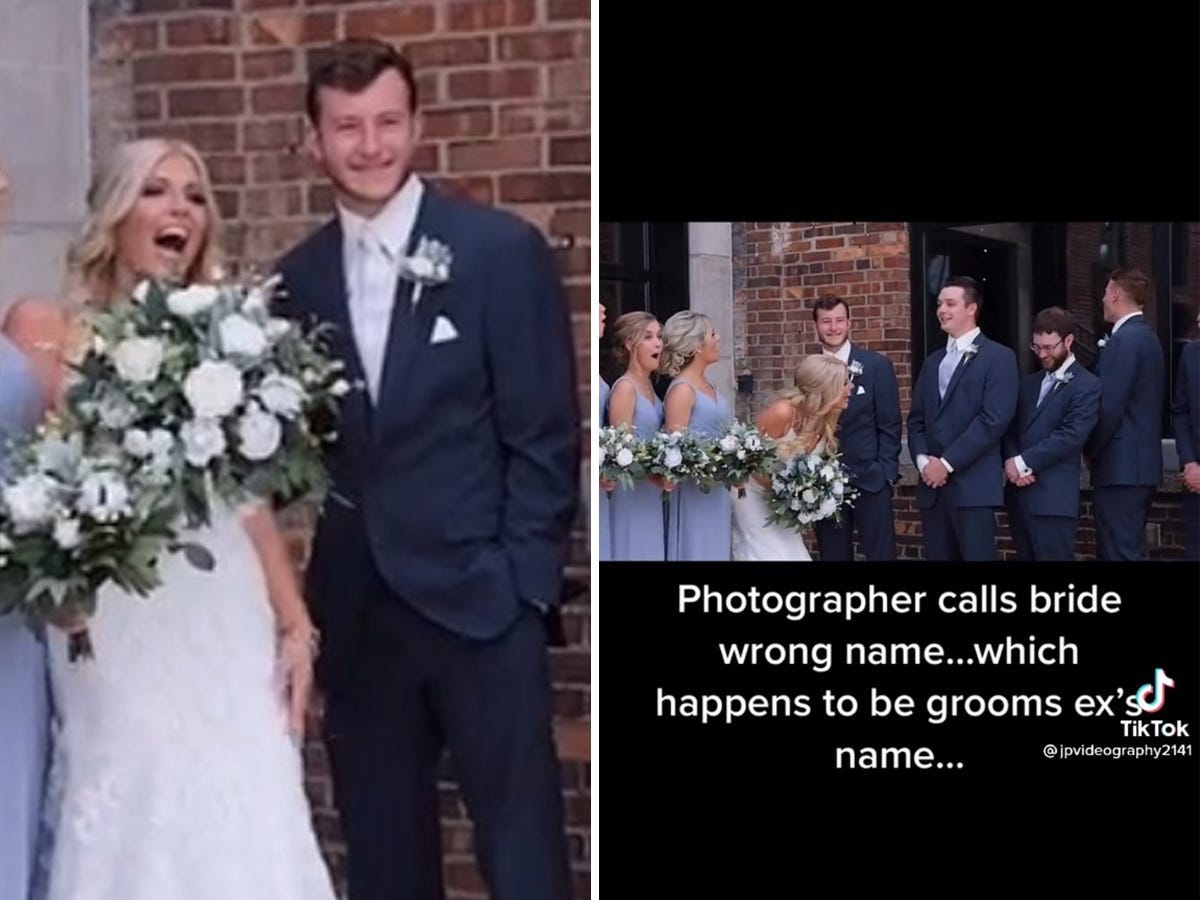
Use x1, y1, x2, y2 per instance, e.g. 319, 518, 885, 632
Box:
1084, 268, 1164, 560
1171, 320, 1200, 560
810, 296, 901, 560
908, 276, 1018, 560
1003, 308, 1101, 560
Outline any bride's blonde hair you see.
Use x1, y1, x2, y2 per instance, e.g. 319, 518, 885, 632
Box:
776, 354, 848, 455
658, 310, 713, 377
66, 138, 223, 307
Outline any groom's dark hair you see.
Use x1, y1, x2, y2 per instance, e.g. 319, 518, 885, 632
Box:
945, 275, 982, 313
306, 38, 419, 125
811, 295, 850, 321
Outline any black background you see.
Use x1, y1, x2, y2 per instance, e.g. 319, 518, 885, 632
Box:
600, 562, 1199, 895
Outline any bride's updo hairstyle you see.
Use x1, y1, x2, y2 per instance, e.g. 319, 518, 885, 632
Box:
778, 354, 847, 455
609, 310, 658, 370
66, 138, 223, 307
658, 310, 712, 378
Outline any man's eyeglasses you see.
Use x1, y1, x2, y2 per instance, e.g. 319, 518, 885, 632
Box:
1029, 337, 1065, 355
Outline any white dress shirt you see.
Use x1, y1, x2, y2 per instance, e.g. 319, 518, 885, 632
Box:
1110, 310, 1143, 335
823, 341, 852, 364
1013, 354, 1076, 476
917, 327, 981, 475
338, 175, 425, 401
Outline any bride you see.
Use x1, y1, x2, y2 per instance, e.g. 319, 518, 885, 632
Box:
732, 354, 852, 562
11, 139, 338, 899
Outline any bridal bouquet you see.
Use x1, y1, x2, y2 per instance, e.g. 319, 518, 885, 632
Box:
708, 421, 778, 498
67, 275, 350, 527
0, 416, 211, 660
764, 447, 859, 530
637, 429, 717, 499
598, 423, 646, 494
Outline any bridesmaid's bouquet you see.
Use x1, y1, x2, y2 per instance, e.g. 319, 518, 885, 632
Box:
638, 429, 717, 499
0, 415, 210, 660
66, 275, 351, 527
598, 423, 645, 494
764, 447, 859, 530
708, 421, 778, 498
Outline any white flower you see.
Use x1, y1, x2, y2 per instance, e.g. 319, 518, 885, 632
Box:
3, 475, 57, 529
664, 448, 683, 469
242, 288, 268, 314
330, 379, 351, 397
123, 429, 152, 458
131, 280, 150, 304
820, 465, 837, 481
53, 517, 81, 550
616, 447, 635, 467
181, 419, 227, 467
718, 435, 739, 454
961, 343, 979, 360
0, 533, 12, 551
746, 435, 762, 451
112, 337, 164, 384
264, 318, 291, 342
219, 314, 267, 359
166, 284, 220, 318
78, 471, 131, 522
92, 333, 108, 356
257, 373, 306, 419
237, 407, 282, 461
400, 237, 453, 285
184, 360, 244, 419
802, 488, 817, 504
98, 394, 137, 429
1097, 336, 1109, 349
818, 497, 838, 519
1053, 369, 1075, 385
848, 360, 864, 378
148, 429, 174, 457
833, 480, 845, 496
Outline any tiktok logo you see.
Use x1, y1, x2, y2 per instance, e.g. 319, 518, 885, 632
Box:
1135, 668, 1175, 714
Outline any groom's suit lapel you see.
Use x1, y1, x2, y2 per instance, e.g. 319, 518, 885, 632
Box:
375, 186, 451, 434
306, 220, 373, 443
937, 336, 981, 416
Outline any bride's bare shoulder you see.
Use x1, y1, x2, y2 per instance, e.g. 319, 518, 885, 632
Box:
756, 399, 795, 438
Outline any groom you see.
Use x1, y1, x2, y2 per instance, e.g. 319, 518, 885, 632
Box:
277, 39, 578, 900
907, 276, 1018, 560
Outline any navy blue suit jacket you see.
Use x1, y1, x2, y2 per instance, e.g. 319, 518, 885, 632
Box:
1084, 314, 1163, 486
1003, 361, 1100, 517
907, 334, 1019, 509
1172, 340, 1200, 467
277, 185, 579, 655
836, 345, 901, 494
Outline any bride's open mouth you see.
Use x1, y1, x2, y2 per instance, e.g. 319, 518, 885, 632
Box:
153, 225, 191, 259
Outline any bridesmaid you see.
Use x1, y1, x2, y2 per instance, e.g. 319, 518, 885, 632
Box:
598, 302, 613, 561
660, 311, 733, 560
0, 159, 58, 900
605, 311, 667, 560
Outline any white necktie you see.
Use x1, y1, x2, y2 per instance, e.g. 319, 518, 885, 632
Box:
1036, 373, 1055, 407
352, 225, 395, 402
938, 343, 959, 399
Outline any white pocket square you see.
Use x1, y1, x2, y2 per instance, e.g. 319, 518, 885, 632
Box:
856, 384, 866, 395
429, 315, 459, 344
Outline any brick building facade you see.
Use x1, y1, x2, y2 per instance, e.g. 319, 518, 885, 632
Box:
87, 2, 591, 897
599, 221, 1199, 560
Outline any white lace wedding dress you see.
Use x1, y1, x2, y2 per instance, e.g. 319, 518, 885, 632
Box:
730, 431, 815, 562
40, 503, 338, 900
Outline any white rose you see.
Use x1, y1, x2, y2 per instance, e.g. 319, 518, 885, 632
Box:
123, 429, 152, 457
820, 465, 836, 482
264, 318, 291, 342
181, 419, 227, 467
664, 448, 683, 469
257, 374, 306, 419
818, 497, 838, 519
113, 337, 164, 384
219, 314, 267, 359
184, 360, 244, 419
616, 447, 634, 467
167, 284, 220, 318
237, 408, 282, 461
406, 256, 436, 280
3, 475, 57, 529
148, 429, 174, 457
833, 480, 845, 496
736, 449, 746, 460
718, 435, 739, 454
330, 379, 351, 397
78, 471, 130, 522
53, 517, 81, 550
746, 436, 762, 451
802, 488, 817, 504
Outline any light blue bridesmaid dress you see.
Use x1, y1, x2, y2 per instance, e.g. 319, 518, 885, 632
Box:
0, 331, 50, 900
598, 378, 612, 561
605, 375, 665, 560
665, 379, 732, 561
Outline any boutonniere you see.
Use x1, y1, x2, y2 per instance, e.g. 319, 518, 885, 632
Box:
1097, 334, 1110, 350
1051, 369, 1074, 389
399, 236, 453, 309
847, 360, 864, 380
960, 342, 980, 364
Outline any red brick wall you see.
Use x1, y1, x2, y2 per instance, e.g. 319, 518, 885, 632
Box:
90, 3, 591, 898
733, 221, 1190, 562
